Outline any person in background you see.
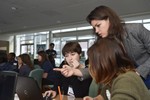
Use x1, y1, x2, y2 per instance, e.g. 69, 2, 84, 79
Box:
84, 58, 89, 68
84, 38, 150, 100
37, 51, 58, 86
7, 52, 18, 71
0, 52, 14, 71
17, 53, 33, 76
58, 5, 150, 89
46, 43, 57, 68
44, 42, 92, 98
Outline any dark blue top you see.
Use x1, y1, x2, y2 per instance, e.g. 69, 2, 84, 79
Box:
19, 64, 32, 77
40, 60, 58, 83
8, 60, 18, 71
0, 62, 14, 71
52, 61, 92, 98
46, 49, 57, 68
53, 72, 92, 98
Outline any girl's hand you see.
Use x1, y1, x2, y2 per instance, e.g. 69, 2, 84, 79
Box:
72, 60, 80, 68
43, 90, 56, 98
54, 65, 74, 77
83, 96, 93, 100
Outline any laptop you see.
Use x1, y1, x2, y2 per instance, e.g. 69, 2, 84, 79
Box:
0, 71, 18, 100
16, 76, 52, 100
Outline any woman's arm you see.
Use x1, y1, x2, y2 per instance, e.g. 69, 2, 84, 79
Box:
54, 65, 91, 80
135, 23, 150, 78
43, 72, 48, 78
54, 65, 83, 77
79, 68, 91, 80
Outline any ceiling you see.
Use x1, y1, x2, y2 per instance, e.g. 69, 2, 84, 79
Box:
0, 0, 150, 35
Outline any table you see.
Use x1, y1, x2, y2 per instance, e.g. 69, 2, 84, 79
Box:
14, 94, 82, 100
54, 95, 82, 100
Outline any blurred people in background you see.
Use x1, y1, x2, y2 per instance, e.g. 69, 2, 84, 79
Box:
0, 52, 14, 71
7, 52, 18, 71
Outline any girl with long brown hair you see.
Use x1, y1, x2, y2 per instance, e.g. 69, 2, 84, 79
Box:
84, 38, 150, 100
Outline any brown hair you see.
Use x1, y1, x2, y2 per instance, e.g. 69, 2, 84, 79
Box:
88, 38, 135, 85
62, 41, 82, 56
18, 53, 33, 69
86, 5, 125, 41
37, 51, 49, 64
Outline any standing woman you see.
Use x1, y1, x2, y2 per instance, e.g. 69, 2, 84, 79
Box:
17, 53, 33, 76
37, 51, 58, 86
86, 5, 150, 89
84, 38, 150, 100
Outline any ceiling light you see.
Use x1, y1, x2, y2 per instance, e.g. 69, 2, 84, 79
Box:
11, 7, 17, 10
56, 20, 61, 23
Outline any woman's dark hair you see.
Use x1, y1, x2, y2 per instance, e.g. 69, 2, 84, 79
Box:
0, 52, 7, 63
88, 38, 135, 85
18, 53, 33, 69
86, 5, 125, 41
37, 50, 49, 64
9, 52, 16, 58
50, 43, 54, 46
62, 41, 82, 56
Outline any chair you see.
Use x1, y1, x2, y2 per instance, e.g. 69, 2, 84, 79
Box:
34, 65, 41, 69
0, 71, 18, 100
29, 68, 44, 89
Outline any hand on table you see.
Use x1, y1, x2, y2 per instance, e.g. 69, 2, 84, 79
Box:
43, 90, 56, 98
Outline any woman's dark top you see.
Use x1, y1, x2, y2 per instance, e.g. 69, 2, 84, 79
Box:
53, 70, 92, 98
19, 64, 32, 76
40, 60, 58, 84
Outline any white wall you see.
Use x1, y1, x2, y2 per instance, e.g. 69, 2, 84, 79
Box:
0, 35, 14, 52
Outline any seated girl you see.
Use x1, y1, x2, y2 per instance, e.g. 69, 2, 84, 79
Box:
83, 38, 150, 100
17, 53, 33, 76
44, 41, 92, 98
37, 51, 58, 86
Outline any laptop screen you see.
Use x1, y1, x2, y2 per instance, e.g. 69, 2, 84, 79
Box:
0, 71, 18, 100
16, 76, 44, 100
